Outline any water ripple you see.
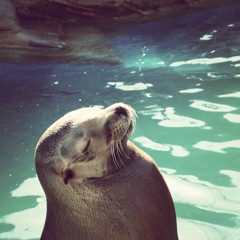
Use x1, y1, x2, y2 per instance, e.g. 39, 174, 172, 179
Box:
178, 218, 240, 240
0, 177, 45, 240
156, 108, 205, 128
139, 105, 206, 128
193, 140, 240, 153
218, 92, 240, 98
224, 113, 240, 123
107, 81, 153, 91
163, 168, 240, 215
134, 136, 189, 157
179, 88, 204, 94
190, 100, 237, 112
170, 56, 240, 67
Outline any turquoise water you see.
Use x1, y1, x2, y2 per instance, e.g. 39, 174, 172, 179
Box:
1, 3, 240, 240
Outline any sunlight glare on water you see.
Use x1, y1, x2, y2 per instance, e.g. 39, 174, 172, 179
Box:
0, 2, 240, 240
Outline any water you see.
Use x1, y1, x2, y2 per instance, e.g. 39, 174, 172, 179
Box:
0, 3, 240, 240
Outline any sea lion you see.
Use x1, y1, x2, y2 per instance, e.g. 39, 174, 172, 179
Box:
35, 102, 178, 240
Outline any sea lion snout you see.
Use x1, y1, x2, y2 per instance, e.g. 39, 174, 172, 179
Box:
105, 102, 136, 118
105, 104, 133, 143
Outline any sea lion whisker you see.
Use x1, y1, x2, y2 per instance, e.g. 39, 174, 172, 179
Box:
111, 144, 119, 170
110, 145, 115, 167
117, 142, 128, 162
115, 142, 133, 179
113, 142, 126, 172
115, 142, 126, 169
119, 141, 130, 159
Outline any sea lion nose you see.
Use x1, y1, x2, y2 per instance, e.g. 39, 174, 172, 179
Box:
115, 106, 128, 117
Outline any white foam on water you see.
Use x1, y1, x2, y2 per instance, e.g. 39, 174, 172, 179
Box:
134, 136, 171, 152
11, 175, 44, 197
179, 88, 204, 94
170, 55, 240, 67
158, 109, 206, 128
107, 81, 153, 91
163, 168, 240, 239
193, 140, 240, 153
220, 170, 240, 190
162, 168, 240, 215
170, 145, 190, 157
199, 34, 213, 41
139, 106, 206, 128
223, 113, 240, 123
207, 72, 222, 79
218, 92, 240, 98
139, 105, 164, 117
190, 100, 237, 112
177, 218, 240, 240
0, 177, 45, 240
134, 136, 190, 157
0, 202, 46, 240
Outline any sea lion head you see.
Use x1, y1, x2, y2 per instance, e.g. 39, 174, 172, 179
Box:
36, 102, 136, 184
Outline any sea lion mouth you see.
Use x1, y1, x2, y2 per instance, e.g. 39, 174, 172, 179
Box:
63, 168, 73, 185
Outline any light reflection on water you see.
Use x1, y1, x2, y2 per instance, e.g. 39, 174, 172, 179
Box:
1, 2, 240, 240
140, 105, 207, 128
107, 81, 153, 91
170, 55, 240, 67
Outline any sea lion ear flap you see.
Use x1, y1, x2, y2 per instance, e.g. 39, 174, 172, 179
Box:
63, 168, 74, 185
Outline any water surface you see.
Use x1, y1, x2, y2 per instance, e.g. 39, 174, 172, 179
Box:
0, 3, 240, 240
